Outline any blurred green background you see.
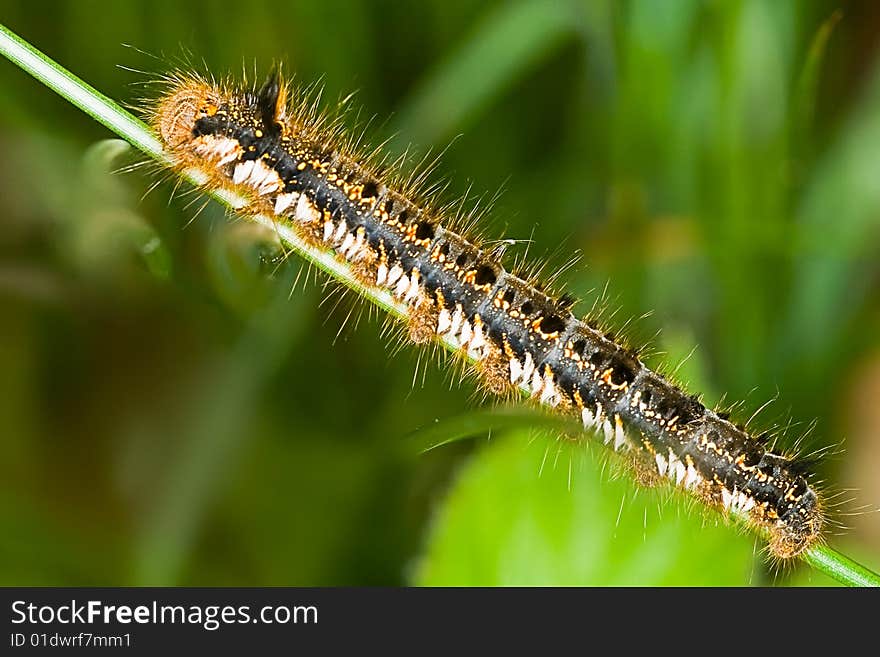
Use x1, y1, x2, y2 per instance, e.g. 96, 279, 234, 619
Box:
1, 0, 879, 585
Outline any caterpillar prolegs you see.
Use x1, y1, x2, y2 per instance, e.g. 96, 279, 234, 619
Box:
151, 69, 824, 560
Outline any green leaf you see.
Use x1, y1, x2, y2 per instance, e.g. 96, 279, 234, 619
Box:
791, 9, 842, 166
406, 405, 582, 455
78, 139, 172, 279
416, 430, 756, 585
392, 0, 577, 146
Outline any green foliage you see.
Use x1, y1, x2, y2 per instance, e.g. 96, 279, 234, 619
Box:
1, 0, 879, 586
417, 431, 755, 585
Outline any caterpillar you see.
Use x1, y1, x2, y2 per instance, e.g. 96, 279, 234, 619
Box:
149, 68, 825, 560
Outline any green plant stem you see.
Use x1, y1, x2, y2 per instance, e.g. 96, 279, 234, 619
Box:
1, 21, 878, 588
804, 544, 880, 587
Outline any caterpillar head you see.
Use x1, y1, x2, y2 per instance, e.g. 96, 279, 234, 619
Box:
152, 76, 222, 152
770, 483, 824, 559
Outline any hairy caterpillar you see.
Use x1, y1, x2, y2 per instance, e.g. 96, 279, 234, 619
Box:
149, 68, 825, 560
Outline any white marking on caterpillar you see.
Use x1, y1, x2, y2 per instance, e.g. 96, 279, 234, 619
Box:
340, 231, 355, 256
521, 352, 535, 383
386, 264, 403, 287
193, 135, 241, 165
295, 193, 321, 223
248, 161, 280, 195
467, 321, 487, 359
437, 308, 452, 335
674, 459, 687, 486
333, 220, 347, 243
684, 464, 700, 489
667, 452, 682, 482
449, 306, 464, 338
218, 148, 241, 166
602, 418, 614, 445
233, 160, 254, 184
394, 273, 410, 298
404, 270, 421, 303
721, 488, 733, 509
613, 414, 627, 451
581, 406, 595, 429
539, 370, 559, 406
459, 319, 473, 348
509, 357, 523, 384
274, 192, 298, 215
655, 452, 668, 477
348, 229, 368, 261
530, 369, 543, 395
